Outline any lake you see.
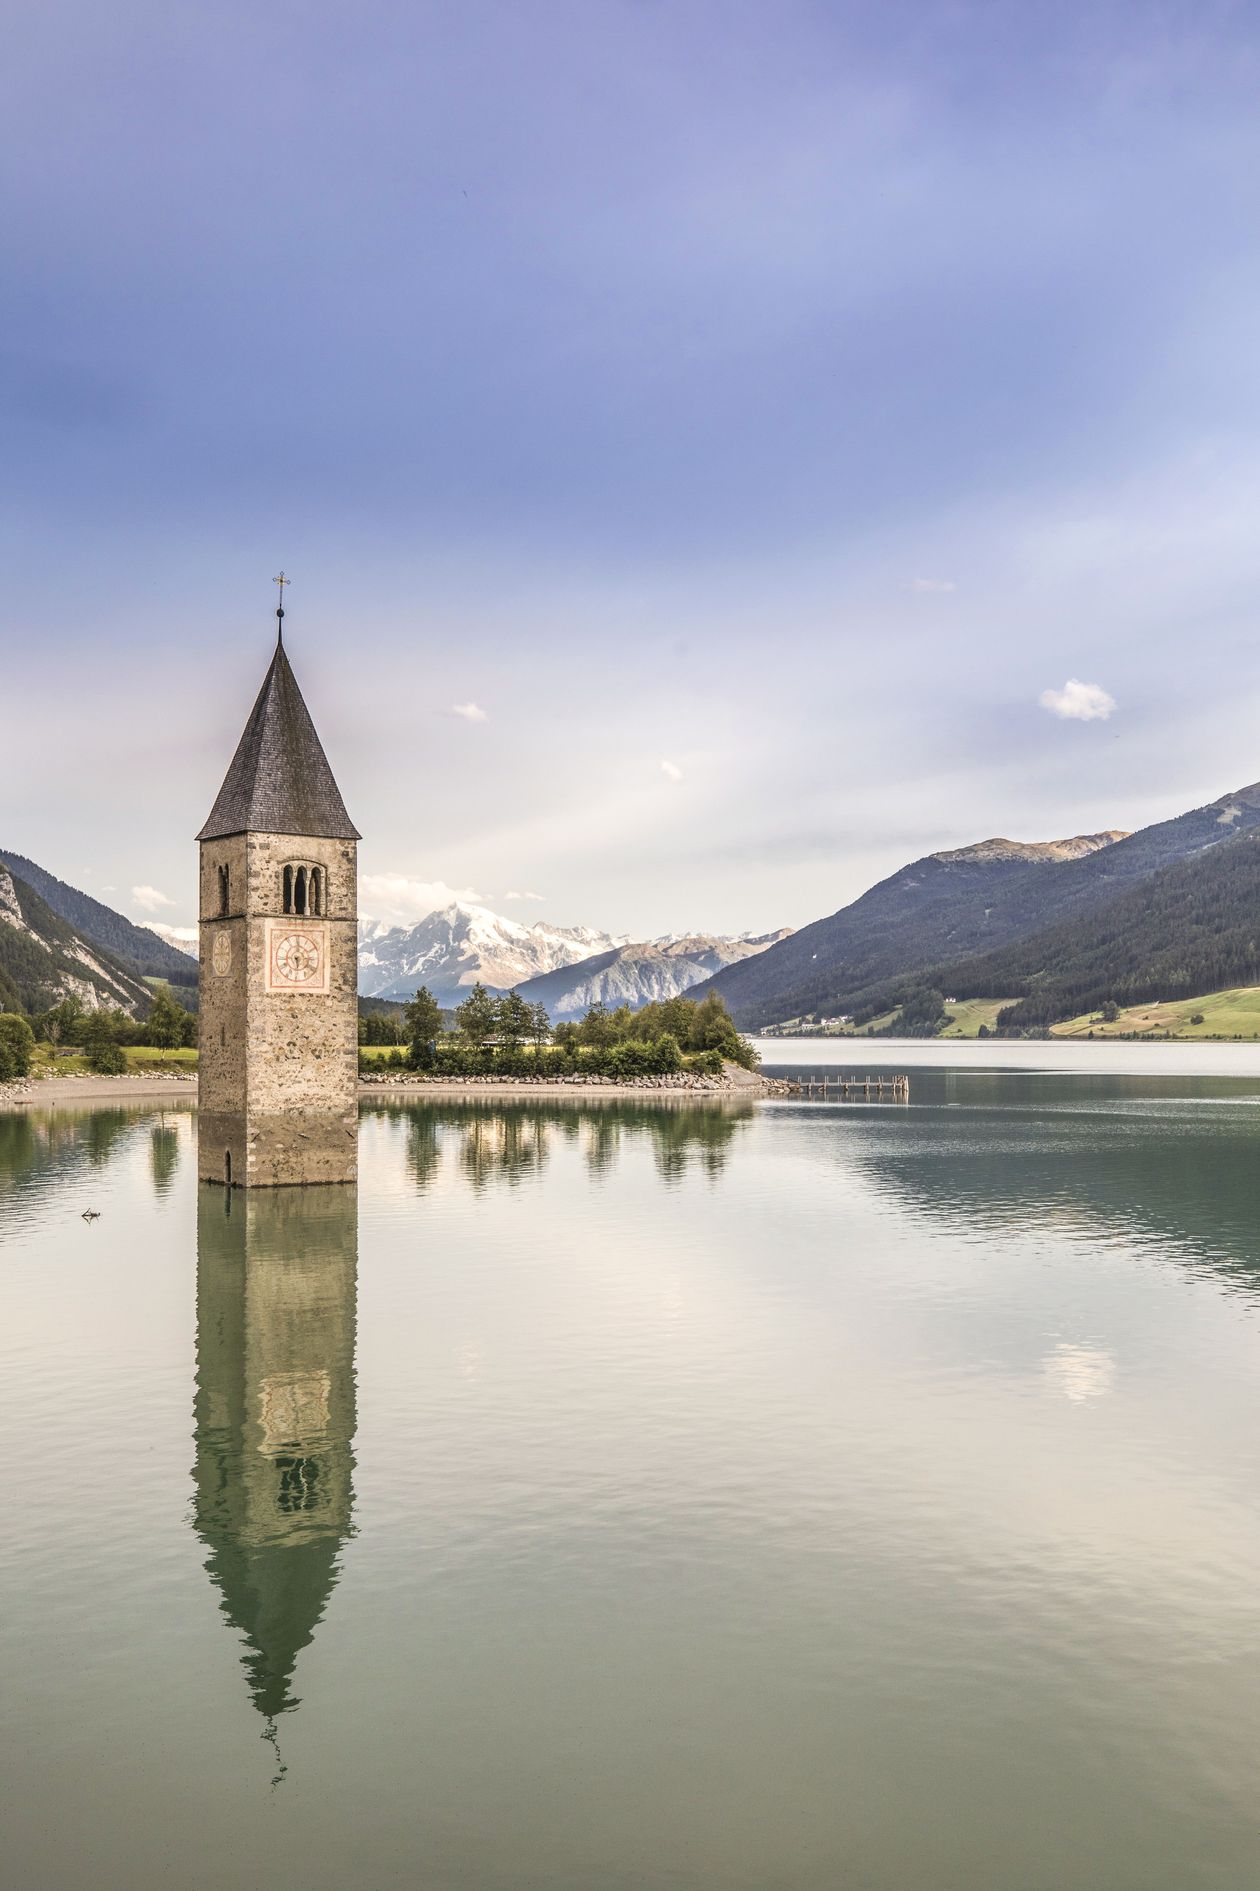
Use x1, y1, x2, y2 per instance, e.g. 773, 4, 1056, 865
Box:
4, 1067, 1260, 1889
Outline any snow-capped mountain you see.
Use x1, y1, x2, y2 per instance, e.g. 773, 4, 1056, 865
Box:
357, 901, 629, 1005
513, 930, 793, 1020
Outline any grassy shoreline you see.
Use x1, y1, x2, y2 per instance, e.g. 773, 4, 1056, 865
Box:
763, 984, 1260, 1043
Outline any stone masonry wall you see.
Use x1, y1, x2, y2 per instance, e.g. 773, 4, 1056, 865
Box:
198, 834, 249, 1126
198, 831, 358, 1186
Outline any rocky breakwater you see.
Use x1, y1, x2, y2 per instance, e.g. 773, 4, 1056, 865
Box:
361, 1062, 791, 1096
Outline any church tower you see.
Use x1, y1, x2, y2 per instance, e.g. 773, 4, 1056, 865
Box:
197, 584, 360, 1187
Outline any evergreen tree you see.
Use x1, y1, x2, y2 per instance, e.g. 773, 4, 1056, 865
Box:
529, 1002, 551, 1058
455, 982, 497, 1049
576, 1003, 618, 1048
495, 991, 533, 1050
403, 986, 443, 1069
145, 983, 188, 1050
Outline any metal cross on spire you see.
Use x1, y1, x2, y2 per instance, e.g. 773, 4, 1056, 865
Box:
273, 571, 290, 644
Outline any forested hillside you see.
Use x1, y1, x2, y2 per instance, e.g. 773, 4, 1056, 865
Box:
698, 779, 1260, 1029
0, 860, 151, 1015
937, 826, 1260, 1029
1, 850, 197, 987
690, 831, 1128, 1027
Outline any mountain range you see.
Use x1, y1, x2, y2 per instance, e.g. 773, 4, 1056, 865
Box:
513, 931, 792, 1020
357, 902, 629, 1006
11, 767, 1260, 1034
692, 781, 1260, 1029
357, 902, 792, 1011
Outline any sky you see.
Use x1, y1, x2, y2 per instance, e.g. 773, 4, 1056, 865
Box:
6, 0, 1260, 941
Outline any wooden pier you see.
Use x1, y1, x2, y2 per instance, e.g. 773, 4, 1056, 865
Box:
785, 1073, 910, 1102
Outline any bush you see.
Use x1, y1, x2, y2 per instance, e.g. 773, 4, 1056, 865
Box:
0, 1013, 35, 1081
654, 1032, 683, 1074
682, 1047, 724, 1076
1190, 1012, 1206, 1026
87, 1039, 127, 1075
359, 1047, 410, 1074
605, 1039, 655, 1078
83, 1011, 127, 1074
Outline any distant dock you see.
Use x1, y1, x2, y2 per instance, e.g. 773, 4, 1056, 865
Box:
783, 1073, 910, 1101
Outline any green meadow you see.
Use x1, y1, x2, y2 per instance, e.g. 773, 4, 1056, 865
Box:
1052, 987, 1260, 1039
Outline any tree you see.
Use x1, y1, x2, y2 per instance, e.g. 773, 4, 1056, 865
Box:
576, 1003, 618, 1049
455, 983, 497, 1050
40, 996, 83, 1051
0, 1013, 35, 1081
83, 1010, 126, 1074
495, 991, 533, 1051
876, 986, 946, 1038
403, 986, 443, 1069
146, 983, 188, 1050
528, 1002, 551, 1058
361, 1007, 403, 1045
1101, 999, 1121, 1024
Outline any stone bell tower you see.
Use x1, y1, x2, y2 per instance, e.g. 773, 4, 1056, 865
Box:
197, 581, 360, 1187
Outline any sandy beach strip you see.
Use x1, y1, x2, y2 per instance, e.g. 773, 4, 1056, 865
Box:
1, 1074, 199, 1106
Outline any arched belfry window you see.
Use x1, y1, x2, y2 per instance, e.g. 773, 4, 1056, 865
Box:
218, 865, 229, 916
282, 862, 324, 916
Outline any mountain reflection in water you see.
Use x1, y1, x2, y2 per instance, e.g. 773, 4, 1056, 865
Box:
818, 1083, 1260, 1291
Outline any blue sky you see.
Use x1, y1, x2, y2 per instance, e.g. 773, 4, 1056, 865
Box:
6, 1, 1260, 938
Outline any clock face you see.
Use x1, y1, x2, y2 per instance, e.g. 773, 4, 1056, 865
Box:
212, 932, 232, 977
265, 921, 330, 993
275, 932, 321, 983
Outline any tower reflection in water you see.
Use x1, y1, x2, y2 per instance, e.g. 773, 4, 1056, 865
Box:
193, 1184, 357, 1750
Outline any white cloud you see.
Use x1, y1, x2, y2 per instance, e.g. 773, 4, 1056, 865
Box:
132, 884, 175, 911
660, 759, 684, 783
907, 577, 957, 593
505, 889, 545, 902
144, 922, 198, 948
450, 701, 488, 722
359, 874, 484, 927
1039, 678, 1116, 722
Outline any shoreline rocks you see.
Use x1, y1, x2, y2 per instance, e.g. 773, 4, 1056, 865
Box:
358, 1065, 793, 1097
2, 1066, 796, 1105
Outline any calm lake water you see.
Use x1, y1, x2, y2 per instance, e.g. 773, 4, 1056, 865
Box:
5, 1067, 1260, 1889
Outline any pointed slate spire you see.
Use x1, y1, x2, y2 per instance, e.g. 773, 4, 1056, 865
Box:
197, 637, 360, 841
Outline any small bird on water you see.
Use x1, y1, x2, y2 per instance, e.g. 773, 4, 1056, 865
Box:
81, 1210, 100, 1222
